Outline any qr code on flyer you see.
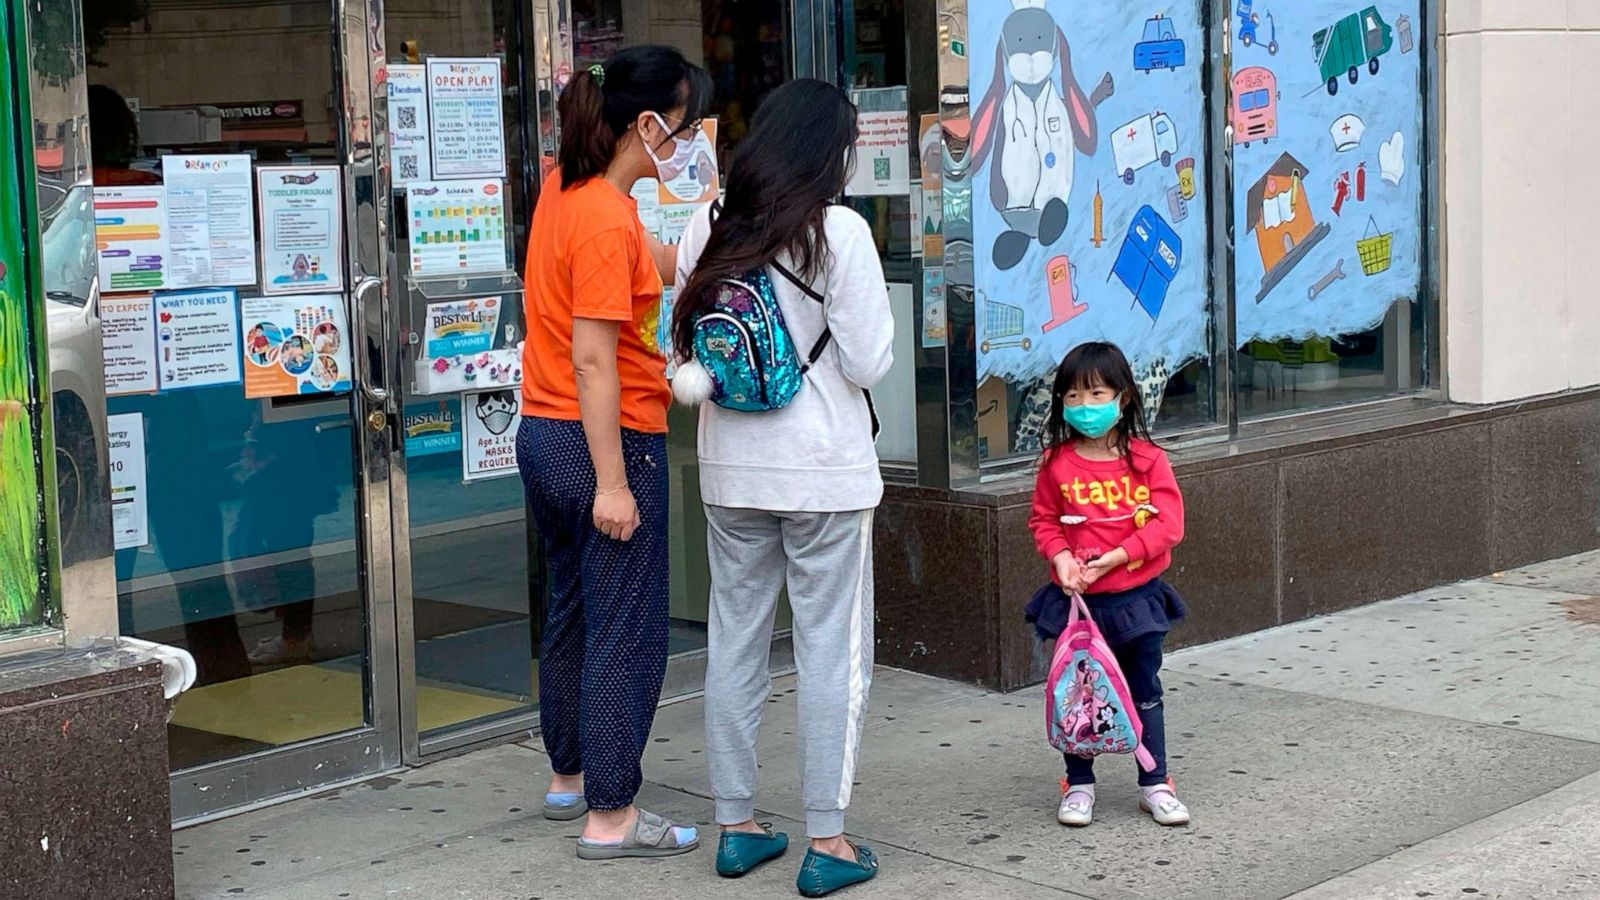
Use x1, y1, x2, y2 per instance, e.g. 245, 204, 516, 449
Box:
397, 154, 419, 182
395, 106, 418, 130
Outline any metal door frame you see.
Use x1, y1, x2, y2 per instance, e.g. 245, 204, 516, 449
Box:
171, 0, 406, 826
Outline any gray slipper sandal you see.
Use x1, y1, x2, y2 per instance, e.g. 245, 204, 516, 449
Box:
543, 792, 588, 821
575, 808, 699, 860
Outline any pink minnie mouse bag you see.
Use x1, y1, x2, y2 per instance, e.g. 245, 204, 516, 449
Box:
1045, 590, 1156, 770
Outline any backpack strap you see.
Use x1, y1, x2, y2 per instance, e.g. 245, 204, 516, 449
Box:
771, 261, 880, 441
770, 260, 833, 370
716, 202, 880, 440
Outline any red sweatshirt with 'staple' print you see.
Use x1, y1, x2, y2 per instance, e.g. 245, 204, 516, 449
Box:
1028, 439, 1186, 594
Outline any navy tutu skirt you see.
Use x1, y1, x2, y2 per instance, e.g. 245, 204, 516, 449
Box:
1024, 578, 1188, 647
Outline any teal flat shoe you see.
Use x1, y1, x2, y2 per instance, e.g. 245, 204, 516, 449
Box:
716, 824, 789, 877
796, 843, 878, 897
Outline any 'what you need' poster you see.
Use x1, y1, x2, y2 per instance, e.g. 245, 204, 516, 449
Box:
154, 289, 242, 390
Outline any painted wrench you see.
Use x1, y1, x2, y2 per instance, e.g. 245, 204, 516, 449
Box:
1308, 258, 1346, 300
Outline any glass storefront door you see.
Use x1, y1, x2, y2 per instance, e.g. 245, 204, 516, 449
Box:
68, 0, 819, 821
87, 0, 404, 820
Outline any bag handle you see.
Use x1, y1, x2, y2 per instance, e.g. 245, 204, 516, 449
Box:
1065, 589, 1091, 630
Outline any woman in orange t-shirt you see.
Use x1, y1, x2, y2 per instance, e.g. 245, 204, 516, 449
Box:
516, 46, 709, 860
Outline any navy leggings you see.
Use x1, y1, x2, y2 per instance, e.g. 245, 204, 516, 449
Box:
1064, 631, 1169, 787
517, 416, 669, 811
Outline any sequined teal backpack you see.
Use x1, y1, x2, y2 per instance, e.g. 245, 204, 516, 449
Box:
671, 258, 832, 413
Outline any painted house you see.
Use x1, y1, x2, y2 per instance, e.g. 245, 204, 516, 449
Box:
1246, 152, 1316, 273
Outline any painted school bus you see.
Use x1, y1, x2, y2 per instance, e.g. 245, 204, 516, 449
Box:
1231, 66, 1278, 147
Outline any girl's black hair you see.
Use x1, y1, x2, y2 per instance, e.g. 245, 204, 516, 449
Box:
1042, 341, 1156, 467
671, 79, 858, 357
557, 46, 712, 188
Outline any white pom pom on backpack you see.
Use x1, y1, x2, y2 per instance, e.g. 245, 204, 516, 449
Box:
672, 357, 715, 406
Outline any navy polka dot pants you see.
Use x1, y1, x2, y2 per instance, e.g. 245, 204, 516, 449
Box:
516, 416, 669, 811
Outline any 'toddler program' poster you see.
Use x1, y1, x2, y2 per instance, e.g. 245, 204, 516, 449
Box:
257, 165, 344, 295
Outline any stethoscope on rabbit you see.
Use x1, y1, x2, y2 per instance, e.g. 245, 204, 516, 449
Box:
969, 0, 1115, 272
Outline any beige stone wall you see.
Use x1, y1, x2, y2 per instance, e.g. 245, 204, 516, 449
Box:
1444, 2, 1600, 402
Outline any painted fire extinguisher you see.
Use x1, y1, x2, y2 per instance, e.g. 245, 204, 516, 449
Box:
1356, 162, 1367, 202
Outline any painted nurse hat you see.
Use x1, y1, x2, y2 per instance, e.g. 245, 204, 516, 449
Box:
1330, 114, 1366, 153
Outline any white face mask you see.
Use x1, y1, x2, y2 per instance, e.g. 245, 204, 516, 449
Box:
643, 112, 697, 180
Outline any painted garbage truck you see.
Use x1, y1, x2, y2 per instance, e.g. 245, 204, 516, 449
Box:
1313, 5, 1394, 96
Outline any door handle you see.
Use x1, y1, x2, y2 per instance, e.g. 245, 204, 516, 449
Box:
351, 276, 390, 406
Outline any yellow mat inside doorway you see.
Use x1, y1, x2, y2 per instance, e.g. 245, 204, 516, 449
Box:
169, 664, 525, 746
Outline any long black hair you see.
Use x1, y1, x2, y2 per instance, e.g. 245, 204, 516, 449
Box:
557, 46, 711, 188
1042, 342, 1156, 467
671, 79, 858, 357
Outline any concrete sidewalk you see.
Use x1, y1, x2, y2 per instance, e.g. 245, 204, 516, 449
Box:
175, 551, 1600, 900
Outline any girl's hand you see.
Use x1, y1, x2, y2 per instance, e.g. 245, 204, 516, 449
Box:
1082, 547, 1131, 586
1052, 551, 1087, 593
593, 486, 641, 541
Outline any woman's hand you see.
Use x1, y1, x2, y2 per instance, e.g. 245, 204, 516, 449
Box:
593, 486, 641, 541
1052, 551, 1087, 593
1081, 547, 1131, 587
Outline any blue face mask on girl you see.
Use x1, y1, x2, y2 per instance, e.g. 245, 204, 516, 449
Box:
1062, 395, 1123, 439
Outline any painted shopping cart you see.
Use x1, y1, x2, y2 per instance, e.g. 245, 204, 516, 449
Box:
980, 297, 1033, 353
1356, 216, 1393, 276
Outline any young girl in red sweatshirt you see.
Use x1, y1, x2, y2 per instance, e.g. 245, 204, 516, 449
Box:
1025, 341, 1190, 828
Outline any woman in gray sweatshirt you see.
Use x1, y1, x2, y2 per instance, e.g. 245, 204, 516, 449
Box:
671, 79, 895, 897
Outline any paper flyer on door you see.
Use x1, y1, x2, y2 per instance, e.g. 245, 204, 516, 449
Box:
164, 154, 258, 288
107, 412, 148, 550
407, 180, 509, 276
462, 387, 522, 481
154, 288, 242, 390
388, 65, 433, 186
257, 165, 344, 295
654, 118, 719, 205
241, 294, 353, 398
846, 110, 910, 196
427, 57, 506, 179
93, 186, 170, 293
101, 293, 159, 395
404, 398, 462, 457
423, 296, 503, 357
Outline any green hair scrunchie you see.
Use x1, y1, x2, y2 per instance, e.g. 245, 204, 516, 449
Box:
588, 64, 605, 86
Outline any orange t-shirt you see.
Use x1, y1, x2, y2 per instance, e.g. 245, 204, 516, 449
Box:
520, 172, 669, 433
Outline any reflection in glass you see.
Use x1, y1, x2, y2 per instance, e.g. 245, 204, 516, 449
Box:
86, 5, 365, 770
390, 0, 539, 738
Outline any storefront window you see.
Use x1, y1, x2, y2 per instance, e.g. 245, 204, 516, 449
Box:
962, 0, 1214, 460
1229, 0, 1428, 416
938, 0, 1433, 469
573, 0, 791, 162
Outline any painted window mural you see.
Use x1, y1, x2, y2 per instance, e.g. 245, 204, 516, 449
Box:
966, 0, 1211, 454
1230, 0, 1425, 407
1, 52, 48, 631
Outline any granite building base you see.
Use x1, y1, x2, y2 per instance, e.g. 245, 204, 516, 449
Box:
0, 646, 173, 899
875, 390, 1600, 690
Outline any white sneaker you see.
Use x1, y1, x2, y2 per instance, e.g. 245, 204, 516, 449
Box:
1057, 780, 1095, 827
248, 635, 312, 666
1140, 780, 1190, 826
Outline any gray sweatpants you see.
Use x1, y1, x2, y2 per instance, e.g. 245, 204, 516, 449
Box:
703, 506, 875, 839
